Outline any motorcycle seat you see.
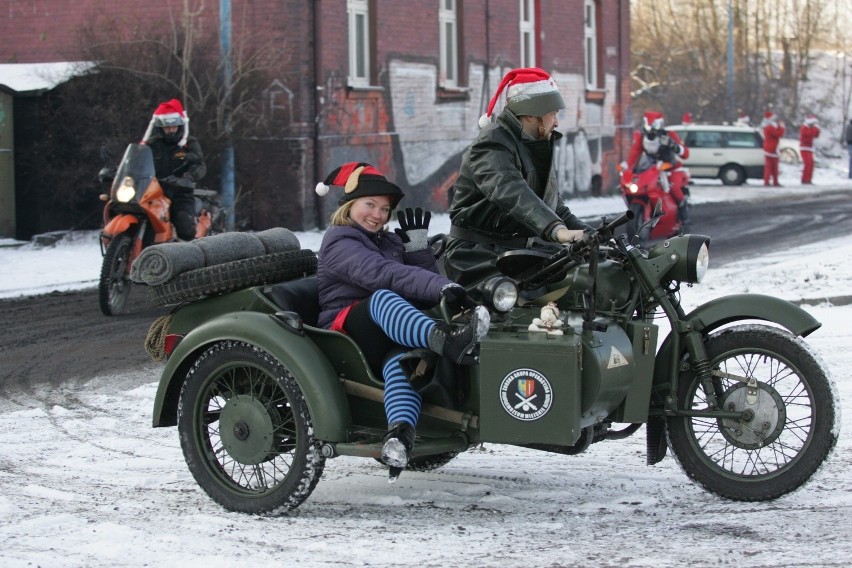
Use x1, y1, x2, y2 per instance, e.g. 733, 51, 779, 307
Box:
263, 276, 320, 327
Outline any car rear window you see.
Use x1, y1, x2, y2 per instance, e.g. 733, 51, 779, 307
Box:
685, 131, 723, 148
724, 131, 761, 148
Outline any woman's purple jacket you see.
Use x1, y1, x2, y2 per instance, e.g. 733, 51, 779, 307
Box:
316, 223, 452, 328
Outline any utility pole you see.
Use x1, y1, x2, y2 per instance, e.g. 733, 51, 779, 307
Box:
220, 0, 235, 230
727, 0, 734, 123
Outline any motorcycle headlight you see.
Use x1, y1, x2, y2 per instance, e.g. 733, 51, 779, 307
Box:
115, 176, 137, 203
647, 235, 710, 284
479, 276, 518, 313
628, 183, 639, 194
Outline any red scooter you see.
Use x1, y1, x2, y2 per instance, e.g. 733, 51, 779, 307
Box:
97, 143, 224, 316
618, 160, 690, 242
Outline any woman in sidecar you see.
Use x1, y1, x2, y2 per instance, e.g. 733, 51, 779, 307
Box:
313, 162, 490, 482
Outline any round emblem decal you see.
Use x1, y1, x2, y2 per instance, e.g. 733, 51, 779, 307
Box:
499, 368, 553, 421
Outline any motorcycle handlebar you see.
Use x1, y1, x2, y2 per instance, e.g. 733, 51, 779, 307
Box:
568, 209, 635, 254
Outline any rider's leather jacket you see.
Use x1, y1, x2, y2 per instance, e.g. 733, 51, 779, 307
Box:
443, 107, 588, 287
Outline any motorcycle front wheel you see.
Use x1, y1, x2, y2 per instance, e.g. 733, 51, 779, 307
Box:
667, 324, 837, 501
98, 233, 133, 316
177, 340, 326, 514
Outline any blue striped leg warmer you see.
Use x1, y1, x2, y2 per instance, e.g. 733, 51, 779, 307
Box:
369, 289, 434, 426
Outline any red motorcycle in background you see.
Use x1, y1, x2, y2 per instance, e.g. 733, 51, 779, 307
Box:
97, 143, 224, 316
618, 160, 690, 242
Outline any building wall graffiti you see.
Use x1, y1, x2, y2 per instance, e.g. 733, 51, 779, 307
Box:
381, 60, 619, 207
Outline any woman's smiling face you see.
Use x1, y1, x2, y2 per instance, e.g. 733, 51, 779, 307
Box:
349, 195, 393, 232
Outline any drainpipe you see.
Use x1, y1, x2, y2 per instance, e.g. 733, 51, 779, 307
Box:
312, 0, 325, 230
220, 0, 235, 229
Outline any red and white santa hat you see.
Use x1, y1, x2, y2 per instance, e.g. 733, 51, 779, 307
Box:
763, 110, 776, 121
478, 67, 565, 128
804, 113, 818, 125
315, 162, 404, 207
141, 98, 190, 147
643, 111, 665, 131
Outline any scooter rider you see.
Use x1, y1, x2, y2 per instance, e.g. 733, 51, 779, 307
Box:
141, 98, 207, 241
314, 162, 489, 482
444, 67, 591, 291
625, 111, 691, 228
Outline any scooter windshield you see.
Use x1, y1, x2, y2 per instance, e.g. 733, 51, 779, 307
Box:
110, 144, 156, 198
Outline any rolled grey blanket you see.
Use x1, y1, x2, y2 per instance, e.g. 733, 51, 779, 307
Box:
130, 228, 300, 286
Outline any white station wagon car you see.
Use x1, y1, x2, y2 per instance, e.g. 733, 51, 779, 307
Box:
669, 124, 765, 186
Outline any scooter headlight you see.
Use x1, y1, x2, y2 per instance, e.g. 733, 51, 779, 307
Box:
480, 276, 518, 313
115, 176, 137, 203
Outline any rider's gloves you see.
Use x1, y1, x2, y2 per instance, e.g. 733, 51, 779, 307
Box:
394, 207, 431, 252
440, 283, 476, 310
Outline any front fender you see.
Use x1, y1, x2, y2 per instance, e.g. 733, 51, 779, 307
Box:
654, 293, 821, 382
103, 214, 139, 237
151, 311, 351, 441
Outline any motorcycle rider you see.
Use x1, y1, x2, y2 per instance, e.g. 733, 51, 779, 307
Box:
141, 98, 207, 241
314, 162, 489, 481
443, 67, 590, 290
625, 111, 691, 229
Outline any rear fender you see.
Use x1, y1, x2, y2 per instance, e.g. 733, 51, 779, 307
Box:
151, 311, 351, 441
653, 293, 821, 383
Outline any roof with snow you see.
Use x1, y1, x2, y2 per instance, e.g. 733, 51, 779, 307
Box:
0, 61, 95, 95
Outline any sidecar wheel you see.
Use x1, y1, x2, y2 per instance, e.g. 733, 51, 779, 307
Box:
666, 325, 837, 501
178, 341, 326, 514
99, 233, 133, 316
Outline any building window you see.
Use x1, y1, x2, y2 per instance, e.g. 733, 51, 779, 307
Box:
519, 0, 536, 68
439, 0, 459, 88
584, 0, 599, 89
348, 0, 371, 87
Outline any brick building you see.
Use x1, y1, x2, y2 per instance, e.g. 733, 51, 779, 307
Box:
0, 0, 631, 236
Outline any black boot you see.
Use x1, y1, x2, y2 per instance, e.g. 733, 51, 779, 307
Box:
677, 200, 691, 232
428, 306, 490, 364
382, 422, 416, 482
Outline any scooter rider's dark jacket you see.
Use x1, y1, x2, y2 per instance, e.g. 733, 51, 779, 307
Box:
443, 107, 589, 288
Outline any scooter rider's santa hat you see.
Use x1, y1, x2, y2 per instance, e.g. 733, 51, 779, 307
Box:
142, 98, 190, 147
478, 67, 565, 128
315, 162, 404, 207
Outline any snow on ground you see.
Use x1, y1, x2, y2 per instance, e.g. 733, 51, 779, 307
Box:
1, 161, 852, 567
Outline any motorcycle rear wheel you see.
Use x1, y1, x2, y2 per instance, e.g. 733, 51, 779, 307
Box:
98, 233, 133, 316
178, 340, 326, 514
666, 324, 837, 501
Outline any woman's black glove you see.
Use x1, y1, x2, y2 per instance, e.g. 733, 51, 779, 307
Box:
394, 207, 431, 252
440, 283, 476, 310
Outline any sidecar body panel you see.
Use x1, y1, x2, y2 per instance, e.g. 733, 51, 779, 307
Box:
653, 293, 822, 384
152, 311, 351, 440
477, 321, 639, 445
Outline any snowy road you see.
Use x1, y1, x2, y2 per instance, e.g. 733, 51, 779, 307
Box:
2, 242, 851, 567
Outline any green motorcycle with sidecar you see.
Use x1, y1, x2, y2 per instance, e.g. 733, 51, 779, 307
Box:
147, 209, 838, 515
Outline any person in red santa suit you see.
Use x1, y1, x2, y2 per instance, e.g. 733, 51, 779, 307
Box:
799, 114, 820, 184
761, 110, 785, 187
625, 111, 691, 226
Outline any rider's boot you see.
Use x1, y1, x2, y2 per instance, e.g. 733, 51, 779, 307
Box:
427, 305, 490, 364
382, 422, 416, 483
